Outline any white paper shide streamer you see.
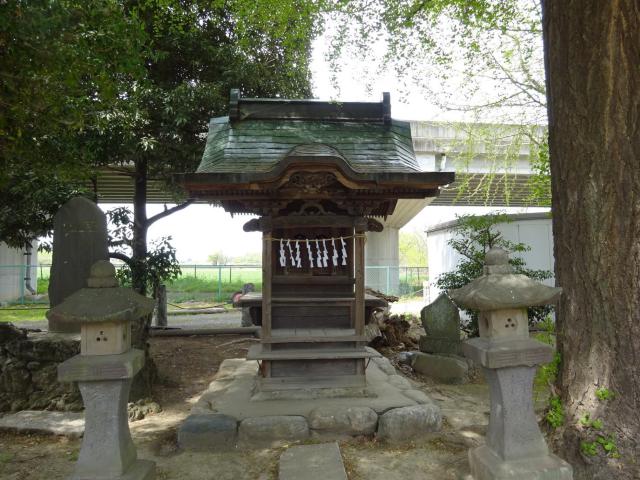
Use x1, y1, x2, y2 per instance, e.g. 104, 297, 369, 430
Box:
331, 238, 338, 267
341, 237, 348, 266
278, 235, 350, 269
295, 241, 302, 268
315, 240, 322, 268
321, 239, 329, 267
279, 239, 286, 267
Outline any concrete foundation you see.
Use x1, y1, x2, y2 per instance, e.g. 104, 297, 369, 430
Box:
179, 356, 442, 449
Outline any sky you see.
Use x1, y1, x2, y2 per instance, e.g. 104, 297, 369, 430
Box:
96, 33, 548, 264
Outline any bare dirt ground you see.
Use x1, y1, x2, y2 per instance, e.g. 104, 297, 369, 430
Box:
0, 334, 490, 480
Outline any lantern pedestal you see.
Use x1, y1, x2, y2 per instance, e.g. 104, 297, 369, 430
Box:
58, 349, 155, 480
463, 341, 572, 480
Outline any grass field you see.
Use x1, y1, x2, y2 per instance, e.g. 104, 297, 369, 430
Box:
4, 265, 425, 322
0, 306, 48, 323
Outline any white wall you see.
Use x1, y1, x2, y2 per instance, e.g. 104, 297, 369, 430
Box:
0, 242, 38, 302
426, 214, 554, 302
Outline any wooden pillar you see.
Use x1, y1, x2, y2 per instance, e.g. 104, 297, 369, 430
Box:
354, 222, 366, 336
262, 230, 272, 342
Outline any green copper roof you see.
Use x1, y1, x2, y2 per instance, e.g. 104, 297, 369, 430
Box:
196, 117, 420, 175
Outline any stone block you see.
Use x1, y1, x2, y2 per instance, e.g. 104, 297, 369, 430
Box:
308, 406, 378, 436
377, 404, 442, 442
402, 389, 432, 404
411, 352, 469, 384
238, 416, 309, 446
387, 374, 412, 390
279, 443, 347, 480
469, 445, 573, 480
0, 410, 84, 438
178, 414, 238, 451
58, 349, 144, 382
419, 335, 462, 356
463, 337, 553, 369
370, 356, 397, 375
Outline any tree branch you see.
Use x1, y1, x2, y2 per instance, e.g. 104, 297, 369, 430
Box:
109, 251, 133, 266
146, 199, 195, 227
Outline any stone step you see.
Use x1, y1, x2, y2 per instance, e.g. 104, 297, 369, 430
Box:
0, 410, 85, 438
247, 344, 379, 360
278, 442, 347, 480
263, 328, 366, 343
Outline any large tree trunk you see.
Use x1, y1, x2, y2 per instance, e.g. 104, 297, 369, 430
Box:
132, 157, 149, 296
130, 156, 156, 399
541, 2, 640, 478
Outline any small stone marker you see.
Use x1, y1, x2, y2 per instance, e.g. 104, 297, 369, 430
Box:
49, 197, 109, 333
419, 292, 461, 355
279, 443, 347, 480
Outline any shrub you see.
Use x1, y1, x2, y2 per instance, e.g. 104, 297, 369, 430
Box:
435, 212, 553, 336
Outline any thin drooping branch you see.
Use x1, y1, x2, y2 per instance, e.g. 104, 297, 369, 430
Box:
109, 251, 133, 266
146, 199, 194, 227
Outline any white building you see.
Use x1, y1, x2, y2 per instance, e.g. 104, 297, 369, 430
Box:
0, 242, 38, 303
425, 213, 554, 302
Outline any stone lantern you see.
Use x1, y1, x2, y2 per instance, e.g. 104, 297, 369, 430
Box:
47, 260, 156, 480
449, 248, 572, 480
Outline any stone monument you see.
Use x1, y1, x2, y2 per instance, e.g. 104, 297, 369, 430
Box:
48, 261, 156, 480
450, 248, 572, 480
410, 293, 469, 383
419, 292, 461, 355
49, 196, 109, 333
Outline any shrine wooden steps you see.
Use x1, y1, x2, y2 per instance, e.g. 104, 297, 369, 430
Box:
247, 345, 379, 361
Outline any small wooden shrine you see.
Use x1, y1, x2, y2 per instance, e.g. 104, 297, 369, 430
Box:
179, 90, 454, 394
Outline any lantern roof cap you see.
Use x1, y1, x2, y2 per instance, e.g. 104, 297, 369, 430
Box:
449, 248, 562, 310
46, 261, 155, 325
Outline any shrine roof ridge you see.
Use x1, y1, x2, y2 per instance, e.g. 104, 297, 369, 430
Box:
228, 89, 391, 123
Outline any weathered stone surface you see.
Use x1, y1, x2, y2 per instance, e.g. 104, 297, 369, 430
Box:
178, 414, 238, 451
279, 443, 347, 480
308, 406, 378, 436
0, 410, 84, 438
238, 416, 309, 446
411, 352, 469, 384
469, 445, 573, 480
420, 293, 461, 355
377, 404, 442, 442
0, 330, 81, 412
402, 389, 432, 404
49, 196, 109, 332
370, 356, 397, 375
387, 375, 412, 390
73, 379, 138, 478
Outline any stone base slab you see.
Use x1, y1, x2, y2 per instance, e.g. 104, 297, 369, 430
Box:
279, 443, 347, 480
410, 352, 469, 384
178, 356, 442, 450
71, 459, 155, 480
0, 410, 84, 438
58, 349, 144, 382
463, 338, 553, 369
469, 445, 573, 480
